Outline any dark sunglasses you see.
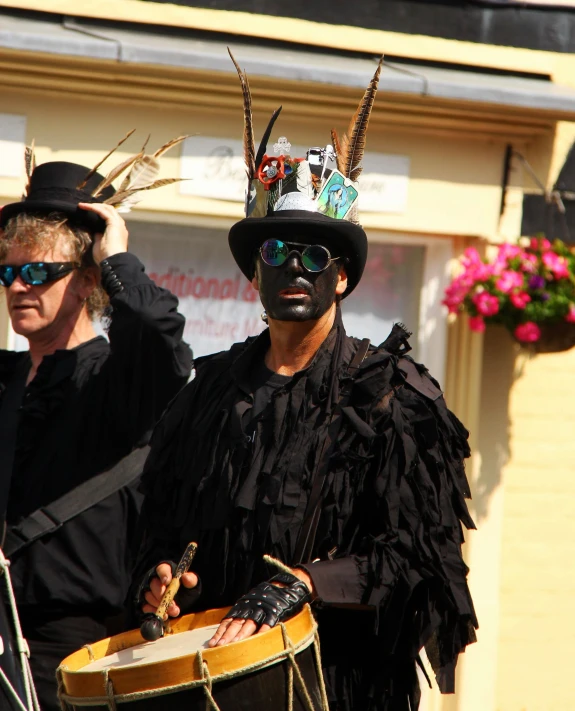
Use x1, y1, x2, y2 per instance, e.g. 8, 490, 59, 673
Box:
260, 239, 340, 273
0, 262, 77, 287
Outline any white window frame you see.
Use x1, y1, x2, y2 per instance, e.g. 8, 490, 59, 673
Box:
365, 229, 453, 386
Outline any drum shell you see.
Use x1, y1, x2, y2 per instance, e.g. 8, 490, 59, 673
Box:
58, 606, 325, 711
62, 645, 321, 710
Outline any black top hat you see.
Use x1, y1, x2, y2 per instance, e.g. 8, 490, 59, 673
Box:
226, 50, 384, 299
229, 206, 368, 297
0, 162, 115, 233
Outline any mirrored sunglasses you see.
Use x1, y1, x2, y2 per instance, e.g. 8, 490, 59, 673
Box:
0, 262, 77, 287
260, 239, 340, 273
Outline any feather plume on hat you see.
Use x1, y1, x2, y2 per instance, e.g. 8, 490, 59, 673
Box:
228, 48, 256, 181
331, 55, 384, 181
23, 140, 37, 199
76, 131, 189, 213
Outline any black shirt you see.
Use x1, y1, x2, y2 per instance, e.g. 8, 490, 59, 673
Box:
0, 252, 193, 619
247, 360, 292, 428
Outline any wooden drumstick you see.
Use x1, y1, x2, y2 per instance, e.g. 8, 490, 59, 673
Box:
140, 542, 198, 642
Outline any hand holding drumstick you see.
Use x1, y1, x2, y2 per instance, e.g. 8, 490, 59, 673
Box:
140, 542, 199, 641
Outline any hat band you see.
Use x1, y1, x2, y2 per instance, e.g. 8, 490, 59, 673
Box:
24, 186, 100, 205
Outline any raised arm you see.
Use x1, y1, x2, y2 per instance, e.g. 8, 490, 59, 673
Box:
78, 202, 193, 440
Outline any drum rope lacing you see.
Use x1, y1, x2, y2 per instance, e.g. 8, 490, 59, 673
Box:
57, 618, 329, 710
82, 644, 95, 662
0, 548, 40, 711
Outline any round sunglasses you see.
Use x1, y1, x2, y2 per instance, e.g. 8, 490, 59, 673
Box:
260, 239, 340, 273
0, 262, 77, 288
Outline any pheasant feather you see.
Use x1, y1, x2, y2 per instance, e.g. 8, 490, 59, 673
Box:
330, 129, 345, 174
228, 48, 256, 179
129, 177, 185, 192
343, 55, 383, 182
77, 129, 136, 190
104, 179, 186, 209
25, 140, 36, 178
24, 140, 36, 196
118, 155, 160, 194
91, 152, 143, 198
153, 135, 189, 159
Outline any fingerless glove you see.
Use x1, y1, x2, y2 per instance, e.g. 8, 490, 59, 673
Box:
226, 572, 311, 628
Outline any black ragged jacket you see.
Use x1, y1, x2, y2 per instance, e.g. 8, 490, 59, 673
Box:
135, 316, 477, 711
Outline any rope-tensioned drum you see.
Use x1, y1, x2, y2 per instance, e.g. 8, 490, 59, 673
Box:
58, 608, 329, 711
0, 548, 40, 711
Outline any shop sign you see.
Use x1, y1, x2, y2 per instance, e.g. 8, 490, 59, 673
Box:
180, 137, 409, 213
358, 153, 410, 214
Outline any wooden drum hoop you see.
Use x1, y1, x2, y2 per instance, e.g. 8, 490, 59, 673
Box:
57, 605, 326, 709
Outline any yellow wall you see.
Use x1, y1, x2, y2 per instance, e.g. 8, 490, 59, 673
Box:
495, 338, 575, 711
475, 54, 575, 711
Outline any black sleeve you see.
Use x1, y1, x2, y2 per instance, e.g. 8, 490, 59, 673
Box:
305, 381, 477, 695
300, 556, 368, 606
98, 252, 193, 440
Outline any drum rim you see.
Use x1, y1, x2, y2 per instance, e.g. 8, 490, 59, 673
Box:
58, 605, 317, 701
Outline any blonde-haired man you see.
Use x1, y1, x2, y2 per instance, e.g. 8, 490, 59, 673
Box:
0, 160, 192, 710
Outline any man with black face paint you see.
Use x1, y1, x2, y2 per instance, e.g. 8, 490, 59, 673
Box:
255, 240, 341, 322
132, 60, 477, 711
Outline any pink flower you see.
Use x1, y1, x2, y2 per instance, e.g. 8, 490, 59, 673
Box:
542, 252, 570, 279
498, 243, 523, 260
521, 253, 538, 272
530, 237, 552, 251
443, 296, 463, 314
461, 247, 482, 268
472, 291, 499, 317
566, 304, 575, 323
493, 243, 524, 275
509, 291, 531, 309
514, 322, 541, 343
468, 316, 485, 332
496, 270, 524, 293
460, 249, 493, 283
443, 276, 471, 313
461, 264, 492, 283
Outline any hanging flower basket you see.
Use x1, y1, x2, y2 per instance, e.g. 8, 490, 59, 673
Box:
517, 321, 575, 353
443, 237, 575, 354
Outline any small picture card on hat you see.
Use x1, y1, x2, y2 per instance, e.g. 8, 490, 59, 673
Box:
316, 170, 359, 220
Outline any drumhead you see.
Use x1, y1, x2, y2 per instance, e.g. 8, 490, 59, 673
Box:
82, 624, 220, 672
58, 606, 317, 701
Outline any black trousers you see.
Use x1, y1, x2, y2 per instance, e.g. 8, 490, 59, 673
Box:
20, 613, 106, 711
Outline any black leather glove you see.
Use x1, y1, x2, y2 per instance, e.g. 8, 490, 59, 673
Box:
134, 561, 202, 620
226, 572, 311, 628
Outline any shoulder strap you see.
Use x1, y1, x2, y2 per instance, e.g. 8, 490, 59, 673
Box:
3, 445, 149, 558
399, 359, 443, 401
292, 338, 370, 565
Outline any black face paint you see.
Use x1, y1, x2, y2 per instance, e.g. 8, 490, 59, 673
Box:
255, 251, 340, 322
